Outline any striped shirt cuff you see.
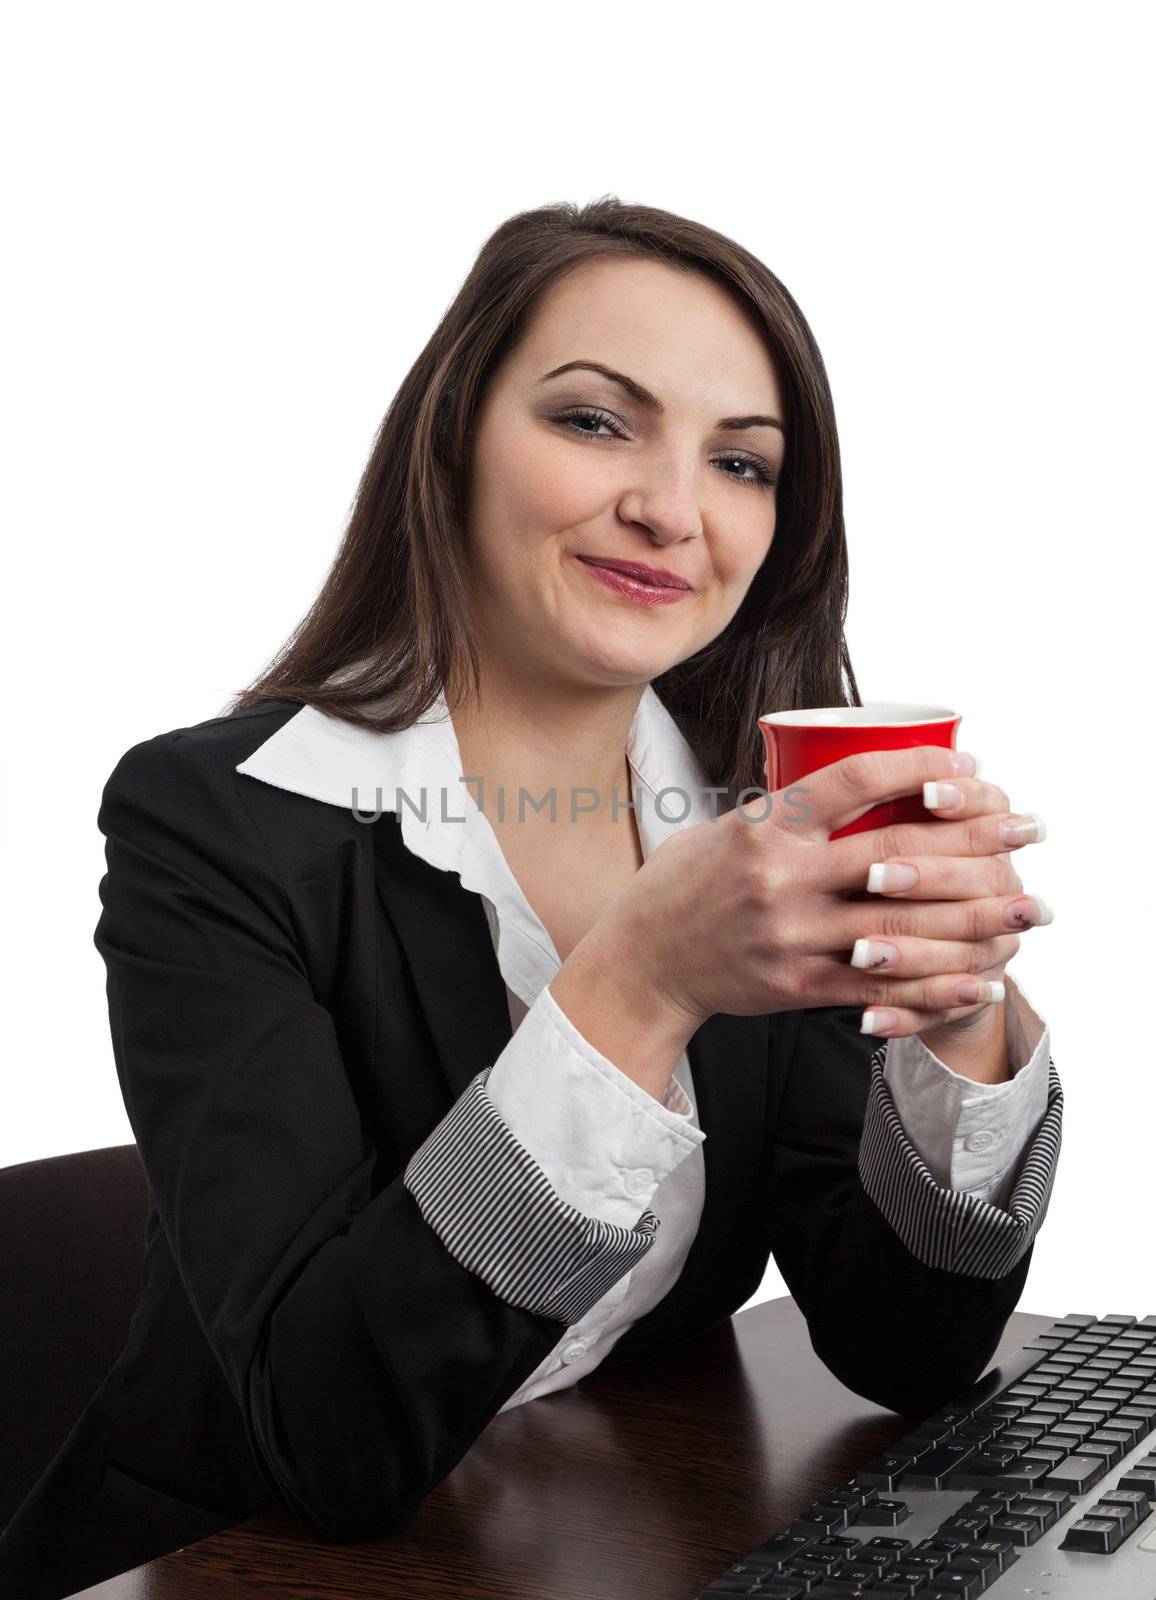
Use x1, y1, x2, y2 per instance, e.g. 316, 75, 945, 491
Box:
858, 1042, 1063, 1278
403, 1065, 660, 1325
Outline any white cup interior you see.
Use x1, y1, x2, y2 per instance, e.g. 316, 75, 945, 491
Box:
759, 703, 957, 728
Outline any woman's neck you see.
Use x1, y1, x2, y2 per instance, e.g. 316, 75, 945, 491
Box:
447, 674, 644, 841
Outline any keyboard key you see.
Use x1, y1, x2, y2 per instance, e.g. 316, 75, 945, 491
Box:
951, 1545, 1002, 1579
851, 1550, 899, 1577
824, 1486, 871, 1512
968, 1454, 1055, 1491
937, 1514, 991, 1542
1043, 1453, 1108, 1493
780, 1556, 834, 1583
1003, 1500, 1051, 1535
860, 1536, 912, 1555
1009, 1495, 1058, 1529
936, 1404, 975, 1424
1046, 1422, 1092, 1442
966, 1535, 1020, 1572
833, 1561, 888, 1584
933, 1573, 985, 1599
1090, 1424, 1136, 1452
790, 1504, 847, 1536
987, 1514, 1045, 1546
854, 1453, 917, 1490
698, 1581, 777, 1596
1060, 1513, 1130, 1553
744, 1533, 813, 1567
1117, 1407, 1156, 1439
708, 1562, 778, 1589
944, 1448, 1019, 1488
908, 1541, 955, 1569
965, 1490, 1019, 1513
1119, 1462, 1156, 1499
1079, 1441, 1127, 1468
1098, 1488, 1151, 1524
1015, 1487, 1074, 1516
867, 1588, 931, 1600
894, 1562, 946, 1586
804, 1587, 874, 1600
856, 1498, 910, 1524
903, 1442, 978, 1489
965, 1498, 1007, 1521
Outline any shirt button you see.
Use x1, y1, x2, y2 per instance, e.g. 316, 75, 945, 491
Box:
561, 1340, 589, 1364
964, 1129, 1003, 1153
623, 1168, 654, 1196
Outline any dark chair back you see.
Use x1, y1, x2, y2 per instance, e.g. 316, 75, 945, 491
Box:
0, 1145, 150, 1531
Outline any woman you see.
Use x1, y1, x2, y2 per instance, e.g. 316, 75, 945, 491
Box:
0, 198, 1059, 1600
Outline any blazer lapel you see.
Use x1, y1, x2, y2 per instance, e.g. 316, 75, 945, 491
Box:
371, 811, 515, 1101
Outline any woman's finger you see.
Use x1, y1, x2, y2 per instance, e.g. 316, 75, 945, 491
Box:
920, 775, 1013, 818
862, 850, 1024, 901
823, 808, 1048, 894
846, 930, 1021, 978
858, 960, 1011, 1039
811, 890, 1054, 950
794, 952, 1013, 1017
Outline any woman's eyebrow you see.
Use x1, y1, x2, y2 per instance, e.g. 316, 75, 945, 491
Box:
539, 359, 784, 435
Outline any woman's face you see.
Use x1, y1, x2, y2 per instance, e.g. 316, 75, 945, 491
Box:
464, 256, 786, 692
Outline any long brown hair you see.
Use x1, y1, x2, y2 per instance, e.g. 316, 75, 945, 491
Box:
226, 196, 862, 808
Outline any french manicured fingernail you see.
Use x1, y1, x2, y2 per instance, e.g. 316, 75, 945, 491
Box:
999, 812, 1047, 846
851, 938, 899, 969
861, 1009, 898, 1034
1005, 895, 1055, 928
867, 862, 918, 892
955, 979, 1006, 1004
949, 751, 979, 777
924, 781, 963, 810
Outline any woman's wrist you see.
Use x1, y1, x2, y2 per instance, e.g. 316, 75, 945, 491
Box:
548, 918, 702, 1103
916, 998, 1011, 1084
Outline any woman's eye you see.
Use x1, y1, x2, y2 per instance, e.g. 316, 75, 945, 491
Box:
552, 408, 777, 491
715, 453, 778, 490
554, 406, 621, 440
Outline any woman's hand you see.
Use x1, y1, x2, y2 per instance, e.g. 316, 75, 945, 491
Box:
603, 745, 1051, 1039
858, 777, 1050, 1049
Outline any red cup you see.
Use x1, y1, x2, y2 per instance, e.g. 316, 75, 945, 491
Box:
758, 703, 963, 841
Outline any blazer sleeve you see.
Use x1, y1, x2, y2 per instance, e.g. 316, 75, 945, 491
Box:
456, 980, 705, 1226
759, 1001, 1062, 1418
92, 729, 655, 1544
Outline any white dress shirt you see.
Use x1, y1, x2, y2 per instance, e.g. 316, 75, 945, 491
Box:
234, 683, 1055, 1411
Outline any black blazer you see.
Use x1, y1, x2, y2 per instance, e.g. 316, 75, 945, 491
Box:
0, 699, 1052, 1600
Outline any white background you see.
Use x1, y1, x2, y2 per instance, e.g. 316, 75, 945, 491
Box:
3, 3, 1152, 1321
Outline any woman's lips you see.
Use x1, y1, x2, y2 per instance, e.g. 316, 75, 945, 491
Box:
574, 556, 693, 606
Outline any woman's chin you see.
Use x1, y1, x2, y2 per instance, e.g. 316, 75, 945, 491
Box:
567, 638, 679, 686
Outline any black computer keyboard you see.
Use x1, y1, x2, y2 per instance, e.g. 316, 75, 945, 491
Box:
696, 1313, 1156, 1597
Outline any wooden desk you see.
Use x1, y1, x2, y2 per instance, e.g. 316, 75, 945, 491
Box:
66, 1296, 1053, 1600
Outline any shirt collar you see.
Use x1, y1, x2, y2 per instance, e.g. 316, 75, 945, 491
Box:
234, 682, 719, 875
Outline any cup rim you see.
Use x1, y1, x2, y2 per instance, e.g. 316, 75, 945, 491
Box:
759, 703, 959, 728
